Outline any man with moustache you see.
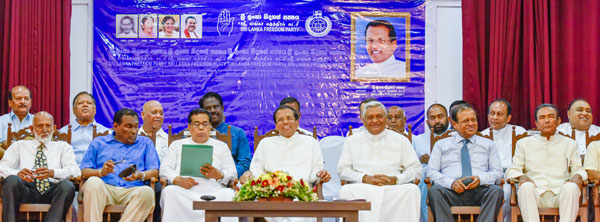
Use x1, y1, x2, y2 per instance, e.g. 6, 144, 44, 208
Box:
355, 20, 406, 78
139, 100, 168, 162
386, 105, 406, 133
506, 104, 586, 222
557, 99, 600, 155
279, 97, 313, 137
160, 108, 237, 222
183, 16, 200, 38
116, 15, 137, 38
428, 103, 504, 222
0, 86, 34, 142
240, 105, 330, 222
199, 92, 251, 177
80, 108, 160, 221
411, 103, 450, 222
0, 112, 79, 221
481, 99, 526, 222
60, 91, 109, 165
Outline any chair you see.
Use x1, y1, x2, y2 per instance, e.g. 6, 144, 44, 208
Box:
92, 124, 110, 139
167, 125, 186, 146
585, 131, 600, 222
0, 124, 74, 222
214, 125, 232, 149
557, 127, 576, 140
296, 126, 318, 140
139, 130, 157, 146
429, 130, 454, 152
389, 124, 413, 142
77, 176, 158, 222
509, 127, 588, 221
319, 136, 346, 201
475, 128, 493, 141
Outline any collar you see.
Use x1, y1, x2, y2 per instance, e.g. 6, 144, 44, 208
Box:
454, 133, 474, 145
72, 119, 99, 130
374, 56, 398, 66
139, 126, 167, 138
536, 133, 557, 142
9, 111, 33, 122
215, 122, 228, 130
365, 129, 387, 141
32, 139, 50, 150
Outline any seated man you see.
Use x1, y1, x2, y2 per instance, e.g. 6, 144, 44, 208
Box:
139, 100, 168, 162
160, 108, 237, 222
557, 98, 600, 155
0, 85, 34, 142
412, 103, 450, 222
80, 108, 160, 221
346, 98, 378, 137
338, 101, 422, 222
280, 96, 313, 136
0, 111, 79, 221
199, 92, 251, 177
428, 103, 503, 222
386, 105, 406, 133
506, 103, 586, 222
60, 91, 109, 165
480, 99, 526, 222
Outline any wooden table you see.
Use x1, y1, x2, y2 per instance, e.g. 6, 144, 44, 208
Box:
193, 201, 371, 222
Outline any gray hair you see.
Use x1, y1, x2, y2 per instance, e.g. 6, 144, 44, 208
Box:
361, 101, 387, 119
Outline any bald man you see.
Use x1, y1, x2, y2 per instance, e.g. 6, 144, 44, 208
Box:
139, 100, 168, 162
386, 106, 406, 133
0, 86, 34, 142
0, 112, 79, 221
557, 99, 600, 155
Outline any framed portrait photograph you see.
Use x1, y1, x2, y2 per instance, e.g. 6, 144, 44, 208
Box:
116, 14, 139, 38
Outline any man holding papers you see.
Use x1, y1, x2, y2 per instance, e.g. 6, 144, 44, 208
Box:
160, 108, 237, 222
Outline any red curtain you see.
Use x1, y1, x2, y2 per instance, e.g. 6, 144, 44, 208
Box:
463, 0, 600, 130
0, 0, 71, 126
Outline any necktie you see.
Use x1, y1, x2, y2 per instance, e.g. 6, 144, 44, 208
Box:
461, 139, 473, 184
35, 143, 50, 193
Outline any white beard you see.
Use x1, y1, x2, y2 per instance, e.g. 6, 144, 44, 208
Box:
35, 130, 53, 144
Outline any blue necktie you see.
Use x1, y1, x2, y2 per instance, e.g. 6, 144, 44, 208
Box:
461, 139, 473, 184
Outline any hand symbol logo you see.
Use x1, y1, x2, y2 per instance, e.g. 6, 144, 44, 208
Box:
217, 9, 234, 36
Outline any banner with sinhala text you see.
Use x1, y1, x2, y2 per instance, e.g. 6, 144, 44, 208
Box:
93, 0, 427, 144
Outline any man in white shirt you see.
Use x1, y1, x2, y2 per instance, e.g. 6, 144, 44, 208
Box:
160, 108, 237, 222
0, 85, 34, 143
556, 98, 600, 155
0, 111, 80, 221
412, 103, 449, 222
138, 100, 168, 162
506, 104, 586, 222
338, 101, 422, 222
386, 105, 406, 133
279, 96, 313, 137
347, 98, 378, 137
182, 16, 200, 38
355, 20, 407, 79
480, 99, 526, 222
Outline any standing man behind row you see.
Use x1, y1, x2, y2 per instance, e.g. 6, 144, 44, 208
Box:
199, 92, 251, 177
386, 105, 406, 133
557, 99, 600, 155
0, 86, 34, 142
139, 100, 169, 162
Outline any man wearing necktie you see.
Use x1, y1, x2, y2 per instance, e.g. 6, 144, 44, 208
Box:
428, 103, 504, 221
0, 111, 80, 221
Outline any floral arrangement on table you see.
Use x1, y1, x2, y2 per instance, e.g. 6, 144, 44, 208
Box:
234, 171, 318, 202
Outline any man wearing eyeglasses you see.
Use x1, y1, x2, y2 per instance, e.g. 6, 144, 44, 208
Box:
199, 92, 251, 178
160, 108, 237, 221
355, 20, 407, 79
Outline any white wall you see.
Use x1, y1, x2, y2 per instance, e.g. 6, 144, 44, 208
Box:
68, 0, 463, 125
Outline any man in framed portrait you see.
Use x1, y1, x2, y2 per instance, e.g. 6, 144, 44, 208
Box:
355, 20, 406, 78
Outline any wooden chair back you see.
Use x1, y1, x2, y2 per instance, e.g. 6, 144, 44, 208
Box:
214, 125, 233, 150
253, 127, 279, 151
511, 126, 531, 157
348, 126, 353, 136
52, 125, 72, 144
586, 129, 600, 148
429, 130, 453, 152
139, 130, 157, 146
5, 124, 34, 147
557, 127, 576, 140
296, 126, 318, 140
390, 124, 413, 142
475, 128, 493, 141
167, 125, 186, 146
92, 124, 110, 139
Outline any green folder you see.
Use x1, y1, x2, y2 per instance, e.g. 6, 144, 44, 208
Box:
180, 144, 213, 178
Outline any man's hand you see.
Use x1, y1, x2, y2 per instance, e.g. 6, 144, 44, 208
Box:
374, 174, 397, 185
17, 168, 34, 182
123, 171, 143, 182
362, 175, 386, 186
173, 176, 199, 189
519, 175, 535, 186
419, 154, 430, 164
570, 174, 583, 190
200, 164, 223, 180
34, 167, 54, 180
316, 170, 331, 183
451, 179, 468, 194
99, 160, 115, 177
465, 176, 480, 190
239, 171, 254, 184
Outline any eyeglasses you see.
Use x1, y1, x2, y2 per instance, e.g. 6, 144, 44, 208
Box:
366, 38, 393, 46
276, 116, 297, 123
190, 122, 211, 128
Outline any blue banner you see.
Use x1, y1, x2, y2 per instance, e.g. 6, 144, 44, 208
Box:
93, 0, 427, 143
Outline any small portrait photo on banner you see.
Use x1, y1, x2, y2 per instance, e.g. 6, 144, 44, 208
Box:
350, 12, 411, 82
116, 14, 138, 38
138, 14, 158, 38
159, 15, 181, 38
181, 14, 203, 39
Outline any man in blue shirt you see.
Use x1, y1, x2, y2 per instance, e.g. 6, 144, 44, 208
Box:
427, 103, 503, 221
59, 91, 109, 165
199, 92, 251, 177
80, 108, 160, 221
0, 85, 34, 142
